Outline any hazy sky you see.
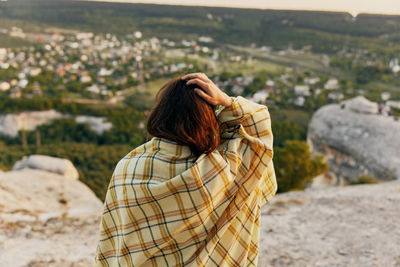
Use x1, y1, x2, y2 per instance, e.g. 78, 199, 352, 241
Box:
84, 0, 400, 16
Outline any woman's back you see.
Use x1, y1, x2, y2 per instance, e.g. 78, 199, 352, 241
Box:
94, 75, 277, 266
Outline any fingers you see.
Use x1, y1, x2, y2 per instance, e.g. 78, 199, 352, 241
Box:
181, 72, 203, 80
181, 72, 209, 82
186, 78, 211, 93
194, 88, 215, 104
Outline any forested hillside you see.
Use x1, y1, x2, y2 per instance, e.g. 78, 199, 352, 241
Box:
1, 0, 399, 53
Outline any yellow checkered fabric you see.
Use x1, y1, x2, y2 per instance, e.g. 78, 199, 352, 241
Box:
94, 96, 277, 266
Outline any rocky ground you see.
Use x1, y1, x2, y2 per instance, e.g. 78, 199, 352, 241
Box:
0, 214, 100, 267
258, 180, 400, 267
1, 155, 399, 266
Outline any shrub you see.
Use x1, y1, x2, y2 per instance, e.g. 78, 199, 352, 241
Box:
274, 140, 328, 193
349, 174, 378, 185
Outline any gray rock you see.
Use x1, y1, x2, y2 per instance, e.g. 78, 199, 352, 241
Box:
0, 110, 113, 138
307, 101, 400, 183
75, 115, 112, 134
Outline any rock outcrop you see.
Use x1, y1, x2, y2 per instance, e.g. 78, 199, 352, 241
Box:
0, 110, 64, 137
75, 115, 113, 135
0, 155, 103, 266
0, 110, 112, 137
307, 98, 400, 184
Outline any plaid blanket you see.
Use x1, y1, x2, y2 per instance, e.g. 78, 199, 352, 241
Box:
94, 96, 277, 266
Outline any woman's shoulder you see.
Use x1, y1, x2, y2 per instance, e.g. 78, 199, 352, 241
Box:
113, 140, 153, 169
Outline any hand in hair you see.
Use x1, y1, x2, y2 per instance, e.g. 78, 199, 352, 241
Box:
181, 73, 233, 107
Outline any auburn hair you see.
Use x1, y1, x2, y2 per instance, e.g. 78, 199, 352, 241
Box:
146, 76, 220, 157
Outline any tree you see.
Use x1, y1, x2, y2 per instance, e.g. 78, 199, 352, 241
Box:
271, 121, 306, 147
274, 140, 328, 193
354, 65, 382, 84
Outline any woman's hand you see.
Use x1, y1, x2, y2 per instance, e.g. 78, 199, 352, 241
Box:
181, 73, 233, 107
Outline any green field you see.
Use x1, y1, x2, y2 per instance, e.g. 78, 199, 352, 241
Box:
0, 32, 33, 48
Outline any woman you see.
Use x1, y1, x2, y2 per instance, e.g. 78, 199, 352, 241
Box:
94, 73, 277, 266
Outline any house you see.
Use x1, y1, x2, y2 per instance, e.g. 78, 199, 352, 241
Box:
0, 81, 10, 91
328, 92, 344, 101
0, 47, 7, 61
231, 85, 244, 95
294, 96, 305, 106
381, 92, 391, 101
134, 31, 142, 39
294, 85, 310, 96
304, 77, 320, 85
9, 87, 22, 98
389, 58, 400, 74
314, 88, 322, 96
248, 89, 269, 104
1, 62, 9, 69
10, 79, 18, 86
86, 84, 101, 94
80, 75, 92, 83
266, 80, 275, 87
198, 36, 213, 43
325, 78, 339, 90
18, 79, 28, 88
98, 68, 113, 76
29, 67, 42, 77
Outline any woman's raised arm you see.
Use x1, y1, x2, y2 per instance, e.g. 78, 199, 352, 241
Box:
182, 72, 277, 206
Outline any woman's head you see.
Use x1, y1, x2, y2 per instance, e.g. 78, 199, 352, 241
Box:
146, 76, 220, 157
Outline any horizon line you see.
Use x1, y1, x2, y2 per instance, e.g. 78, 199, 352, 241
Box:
79, 0, 400, 17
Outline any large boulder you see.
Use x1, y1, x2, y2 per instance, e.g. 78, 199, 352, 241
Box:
307, 100, 400, 183
2, 155, 102, 220
0, 168, 102, 220
13, 154, 79, 180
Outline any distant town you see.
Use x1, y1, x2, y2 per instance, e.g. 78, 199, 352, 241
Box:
0, 25, 400, 118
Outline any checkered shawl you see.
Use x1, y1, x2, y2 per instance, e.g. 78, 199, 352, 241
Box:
94, 96, 277, 266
